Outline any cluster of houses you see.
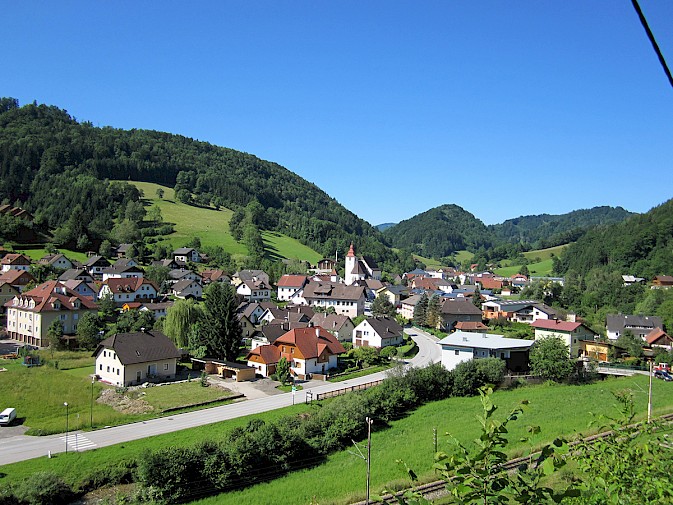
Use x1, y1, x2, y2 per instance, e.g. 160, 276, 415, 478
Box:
2, 243, 672, 387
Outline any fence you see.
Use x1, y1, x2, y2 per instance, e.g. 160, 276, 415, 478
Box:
306, 379, 384, 403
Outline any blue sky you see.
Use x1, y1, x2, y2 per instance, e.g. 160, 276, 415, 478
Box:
2, 1, 672, 226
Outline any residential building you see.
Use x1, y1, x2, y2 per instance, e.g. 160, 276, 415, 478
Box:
201, 269, 231, 285
171, 279, 203, 299
99, 278, 159, 305
352, 316, 404, 348
38, 253, 73, 271
83, 255, 111, 278
398, 294, 422, 320
301, 281, 366, 317
93, 330, 181, 386
438, 331, 533, 372
646, 328, 673, 350
438, 299, 483, 331
652, 275, 673, 289
276, 274, 308, 301
0, 253, 31, 272
532, 319, 598, 357
173, 247, 201, 264
309, 313, 355, 343
0, 269, 36, 292
233, 269, 270, 287
606, 314, 664, 341
58, 269, 95, 283
5, 280, 98, 347
237, 279, 271, 302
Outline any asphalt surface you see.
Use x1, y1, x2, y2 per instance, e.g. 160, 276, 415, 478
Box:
0, 328, 441, 465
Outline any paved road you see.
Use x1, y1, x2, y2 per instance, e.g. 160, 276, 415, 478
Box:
0, 329, 441, 465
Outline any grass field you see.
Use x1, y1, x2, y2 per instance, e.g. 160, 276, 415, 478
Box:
495, 258, 554, 277
414, 250, 473, 270
16, 247, 89, 263
2, 374, 670, 505
523, 244, 568, 262
127, 181, 321, 263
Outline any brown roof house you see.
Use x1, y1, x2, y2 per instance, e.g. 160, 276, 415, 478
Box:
247, 326, 346, 379
438, 299, 483, 331
93, 329, 181, 386
352, 315, 404, 348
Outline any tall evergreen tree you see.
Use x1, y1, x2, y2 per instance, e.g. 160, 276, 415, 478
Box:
413, 293, 429, 327
371, 293, 397, 317
200, 283, 242, 361
426, 295, 441, 329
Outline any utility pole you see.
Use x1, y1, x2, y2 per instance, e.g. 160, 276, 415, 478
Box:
648, 360, 653, 423
433, 427, 437, 454
366, 417, 373, 505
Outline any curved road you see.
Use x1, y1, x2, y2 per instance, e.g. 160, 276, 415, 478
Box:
0, 328, 441, 465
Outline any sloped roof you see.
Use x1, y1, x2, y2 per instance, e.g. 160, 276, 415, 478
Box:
274, 326, 346, 359
646, 328, 672, 346
309, 313, 352, 331
302, 281, 365, 301
364, 315, 404, 338
261, 322, 310, 343
440, 299, 482, 316
94, 330, 181, 365
172, 278, 200, 292
277, 275, 308, 288
246, 344, 281, 364
0, 269, 35, 285
173, 247, 196, 255
606, 314, 663, 334
5, 280, 98, 312
83, 255, 110, 267
455, 321, 490, 331
1, 253, 31, 265
58, 268, 94, 281
103, 277, 158, 293
532, 319, 595, 334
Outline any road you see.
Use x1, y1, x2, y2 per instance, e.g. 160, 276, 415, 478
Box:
0, 328, 441, 465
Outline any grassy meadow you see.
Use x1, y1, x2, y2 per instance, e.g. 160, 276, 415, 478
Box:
128, 181, 322, 263
3, 374, 670, 505
16, 247, 89, 263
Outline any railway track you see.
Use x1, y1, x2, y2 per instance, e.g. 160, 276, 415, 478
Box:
350, 412, 673, 505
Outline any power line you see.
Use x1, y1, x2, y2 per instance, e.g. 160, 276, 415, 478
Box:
630, 0, 673, 89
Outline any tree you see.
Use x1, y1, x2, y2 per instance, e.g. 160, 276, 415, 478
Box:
371, 293, 397, 317
163, 299, 203, 348
614, 329, 644, 359
472, 285, 482, 308
200, 283, 242, 360
413, 293, 428, 327
276, 357, 291, 385
155, 188, 165, 199
98, 293, 117, 319
47, 319, 65, 352
98, 239, 113, 257
519, 264, 530, 276
76, 312, 104, 350
29, 263, 58, 284
426, 295, 441, 329
144, 265, 170, 291
529, 336, 574, 382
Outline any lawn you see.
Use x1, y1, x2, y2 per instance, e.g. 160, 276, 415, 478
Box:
0, 357, 232, 435
414, 250, 473, 269
127, 181, 322, 263
495, 258, 554, 277
523, 244, 568, 262
16, 247, 89, 263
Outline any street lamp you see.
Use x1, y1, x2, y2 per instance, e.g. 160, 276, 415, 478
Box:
63, 402, 69, 454
90, 378, 95, 428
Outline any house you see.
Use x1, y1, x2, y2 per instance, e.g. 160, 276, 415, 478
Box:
250, 321, 310, 349
454, 321, 490, 332
481, 300, 557, 324
438, 331, 533, 372
121, 300, 174, 320
247, 326, 346, 379
259, 306, 312, 325
313, 258, 336, 275
606, 314, 664, 341
237, 279, 271, 302
376, 285, 409, 308
532, 319, 598, 357
99, 278, 159, 305
233, 270, 270, 287
622, 275, 645, 286
238, 313, 255, 338
201, 269, 231, 285
300, 281, 366, 317
0, 281, 20, 311
61, 279, 98, 301
114, 243, 134, 258
0, 253, 31, 272
438, 299, 483, 331
645, 328, 673, 350
0, 269, 36, 292
83, 255, 111, 278
171, 279, 203, 299
38, 253, 73, 271
4, 280, 98, 347
276, 275, 308, 301
168, 268, 203, 285
237, 301, 267, 325
58, 268, 95, 283
173, 247, 201, 264
309, 313, 355, 343
246, 344, 281, 377
152, 258, 180, 270
652, 275, 673, 289
93, 330, 181, 386
398, 294, 422, 320
344, 243, 381, 285
102, 263, 144, 282
352, 316, 404, 348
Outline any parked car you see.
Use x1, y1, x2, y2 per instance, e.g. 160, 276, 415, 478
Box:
0, 407, 16, 426
654, 369, 673, 381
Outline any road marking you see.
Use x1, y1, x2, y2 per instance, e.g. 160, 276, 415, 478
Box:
59, 434, 97, 451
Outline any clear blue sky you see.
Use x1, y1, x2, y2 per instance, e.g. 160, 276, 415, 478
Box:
2, 1, 672, 226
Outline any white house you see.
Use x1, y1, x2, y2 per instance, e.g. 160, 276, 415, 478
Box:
98, 278, 159, 305
237, 279, 271, 302
1, 253, 31, 272
276, 274, 308, 301
173, 247, 201, 264
531, 320, 598, 357
437, 331, 534, 372
352, 316, 404, 348
93, 330, 181, 386
171, 279, 203, 299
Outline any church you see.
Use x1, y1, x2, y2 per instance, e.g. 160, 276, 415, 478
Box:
344, 243, 382, 285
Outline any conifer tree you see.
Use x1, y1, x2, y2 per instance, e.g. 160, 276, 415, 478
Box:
413, 292, 428, 327
426, 294, 441, 329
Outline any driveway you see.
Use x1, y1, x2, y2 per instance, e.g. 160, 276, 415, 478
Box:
0, 330, 441, 465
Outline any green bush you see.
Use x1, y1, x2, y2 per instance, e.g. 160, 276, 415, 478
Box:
379, 346, 397, 360
11, 472, 77, 505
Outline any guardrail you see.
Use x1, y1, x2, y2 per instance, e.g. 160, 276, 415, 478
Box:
306, 379, 384, 403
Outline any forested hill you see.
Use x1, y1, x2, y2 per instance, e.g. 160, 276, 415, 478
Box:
489, 206, 635, 250
555, 199, 673, 278
383, 204, 493, 259
0, 98, 411, 270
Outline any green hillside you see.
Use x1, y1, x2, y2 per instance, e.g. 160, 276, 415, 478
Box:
131, 182, 322, 263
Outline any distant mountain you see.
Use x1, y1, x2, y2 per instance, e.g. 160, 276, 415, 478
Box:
556, 199, 673, 278
383, 204, 493, 259
375, 222, 397, 232
490, 206, 635, 249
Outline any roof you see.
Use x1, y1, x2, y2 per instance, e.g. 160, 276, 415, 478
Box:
1, 253, 31, 265
302, 281, 365, 301
401, 294, 422, 307
38, 253, 70, 266
606, 314, 663, 334
454, 321, 490, 331
173, 247, 196, 255
172, 278, 200, 292
83, 255, 110, 267
309, 313, 352, 331
169, 268, 201, 280
438, 331, 534, 350
260, 322, 310, 343
364, 315, 404, 338
532, 319, 595, 334
94, 330, 181, 365
440, 299, 483, 316
653, 275, 673, 284
236, 269, 268, 281
0, 269, 35, 285
646, 328, 672, 346
58, 268, 94, 281
246, 344, 281, 364
277, 274, 308, 288
4, 280, 98, 312
103, 277, 158, 293
274, 326, 346, 359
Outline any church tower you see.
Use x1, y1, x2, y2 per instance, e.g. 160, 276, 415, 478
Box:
345, 243, 357, 285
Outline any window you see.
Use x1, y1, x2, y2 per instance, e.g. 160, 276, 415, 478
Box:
164, 363, 169, 370
103, 351, 106, 357
99, 364, 102, 371
107, 366, 110, 372
117, 369, 120, 375
455, 350, 460, 355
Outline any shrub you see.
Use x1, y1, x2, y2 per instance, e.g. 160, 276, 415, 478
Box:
12, 472, 77, 505
379, 346, 397, 360
80, 460, 137, 492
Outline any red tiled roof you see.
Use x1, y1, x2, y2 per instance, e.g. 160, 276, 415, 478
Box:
103, 277, 158, 293
532, 320, 583, 332
646, 327, 672, 346
455, 321, 490, 331
1, 253, 31, 265
246, 344, 281, 364
277, 275, 308, 287
4, 280, 97, 311
0, 269, 35, 285
274, 326, 346, 359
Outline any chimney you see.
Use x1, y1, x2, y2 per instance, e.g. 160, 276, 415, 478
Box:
316, 327, 320, 338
